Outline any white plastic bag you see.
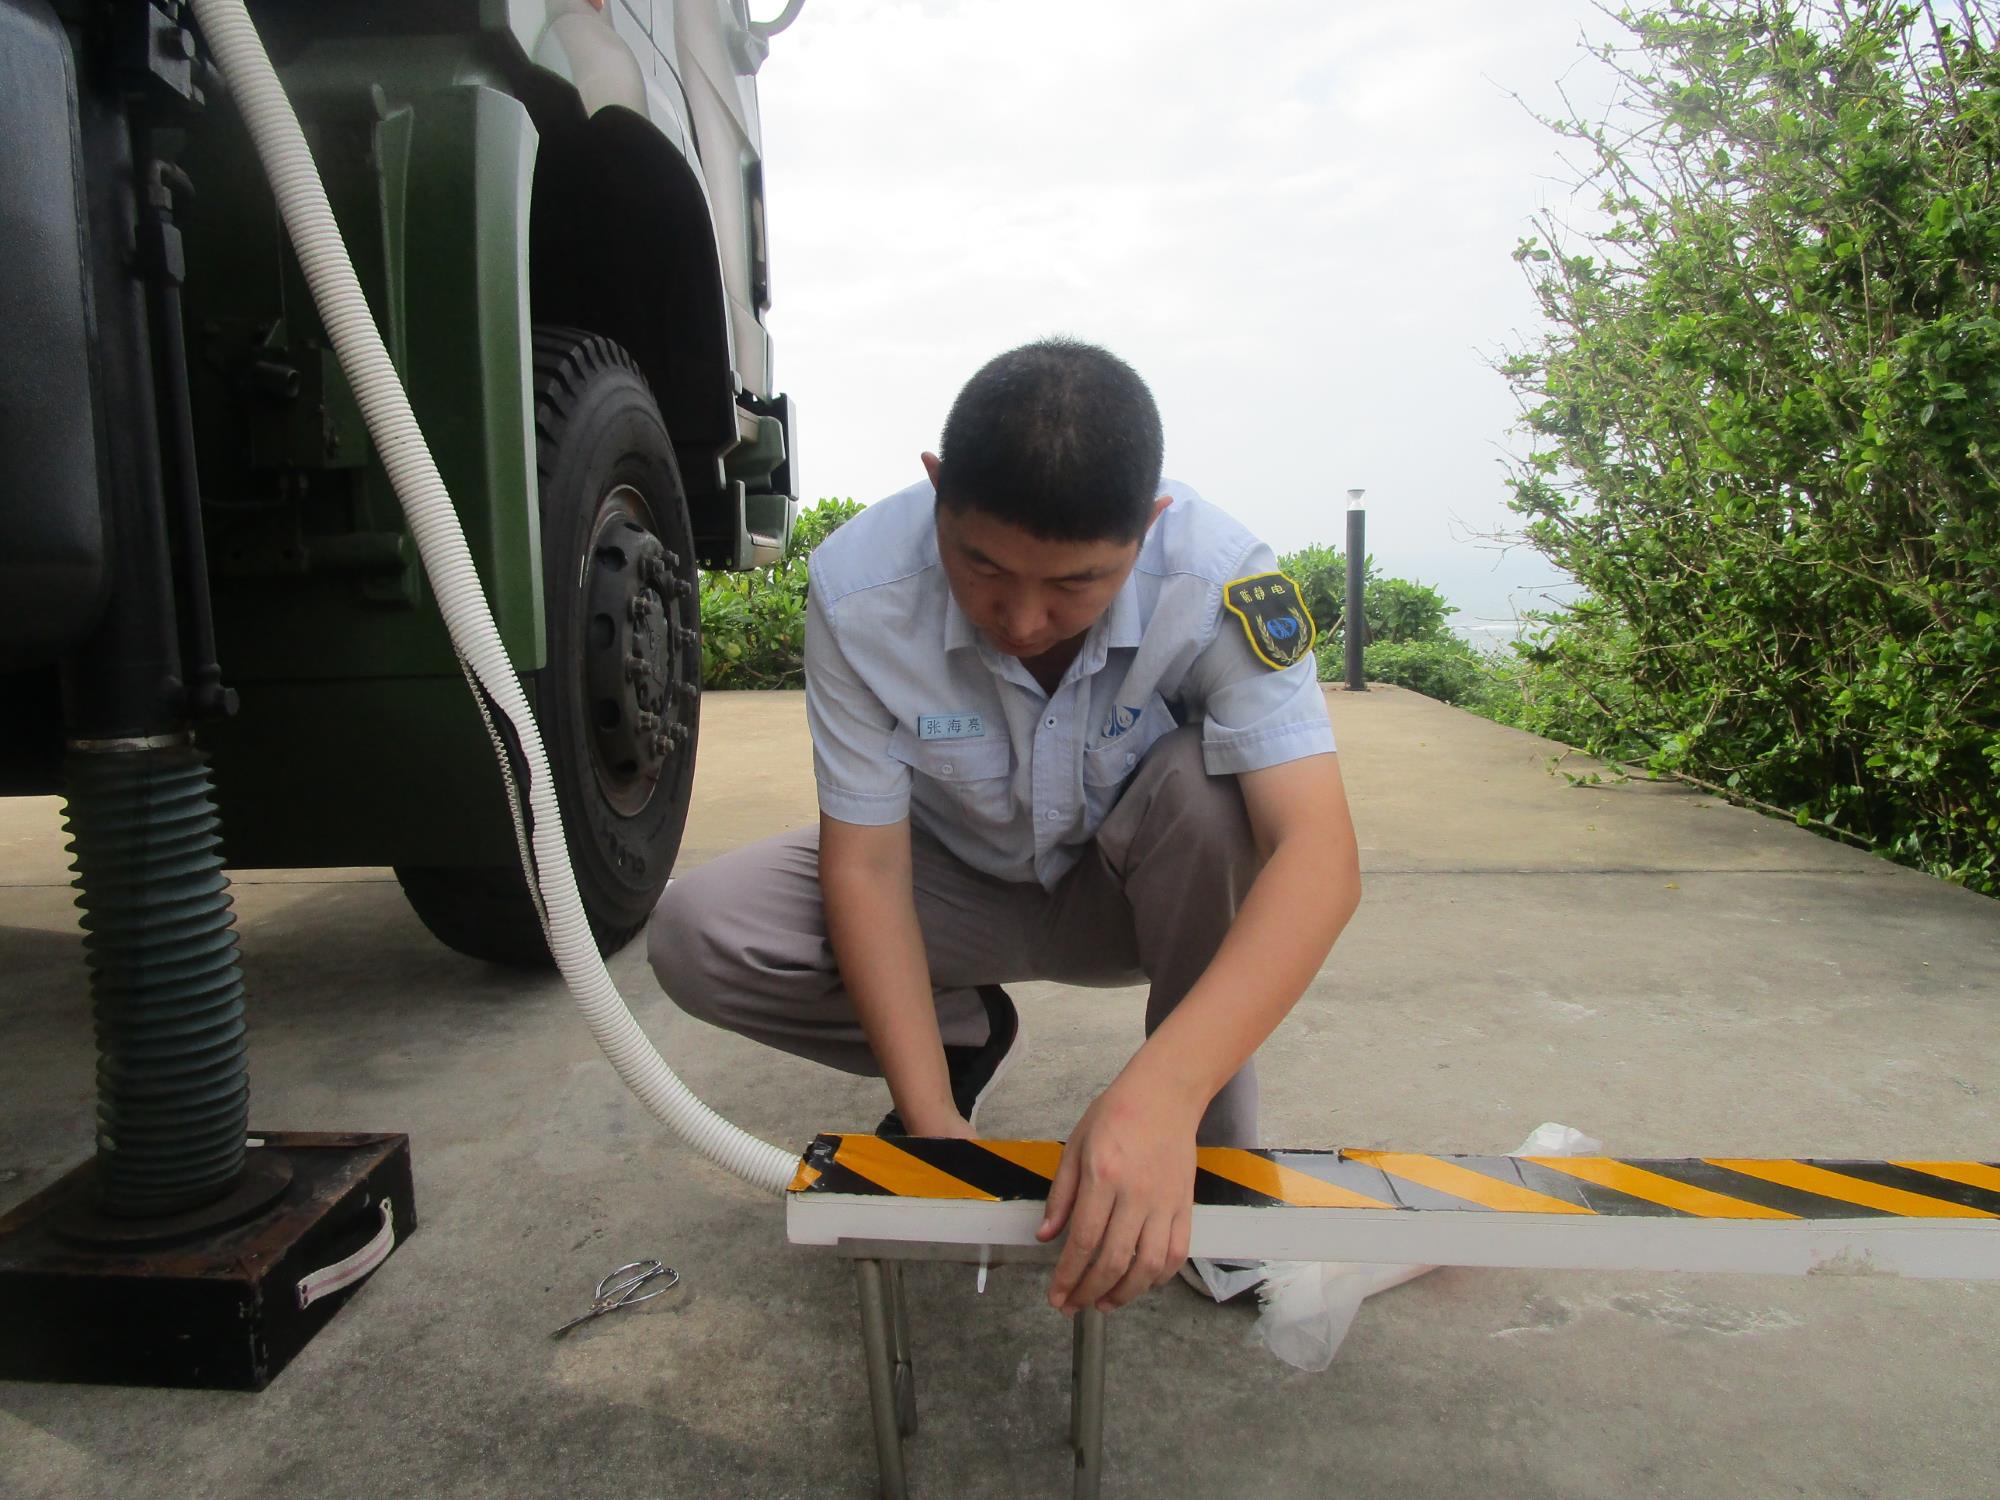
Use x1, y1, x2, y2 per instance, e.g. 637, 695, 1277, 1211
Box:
1236, 1121, 1603, 1370
1512, 1121, 1602, 1158
1249, 1259, 1433, 1370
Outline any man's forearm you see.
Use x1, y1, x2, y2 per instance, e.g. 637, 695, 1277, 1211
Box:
819, 821, 958, 1129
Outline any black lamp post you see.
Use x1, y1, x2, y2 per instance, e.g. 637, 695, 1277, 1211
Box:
1344, 487, 1366, 691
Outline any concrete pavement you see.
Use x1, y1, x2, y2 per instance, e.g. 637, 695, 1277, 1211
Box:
3, 686, 1997, 1499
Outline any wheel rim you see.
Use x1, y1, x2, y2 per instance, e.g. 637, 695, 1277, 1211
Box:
581, 483, 696, 818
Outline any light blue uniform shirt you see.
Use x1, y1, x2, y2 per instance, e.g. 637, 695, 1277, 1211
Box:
804, 479, 1336, 889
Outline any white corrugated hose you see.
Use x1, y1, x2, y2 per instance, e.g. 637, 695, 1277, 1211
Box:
188, 0, 796, 1195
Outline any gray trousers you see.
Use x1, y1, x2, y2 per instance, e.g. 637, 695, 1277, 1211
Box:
647, 727, 1262, 1146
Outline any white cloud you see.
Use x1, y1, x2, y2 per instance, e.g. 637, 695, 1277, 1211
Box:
756, 0, 1621, 624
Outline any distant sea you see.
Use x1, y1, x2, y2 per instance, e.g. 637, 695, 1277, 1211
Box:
1449, 616, 1529, 656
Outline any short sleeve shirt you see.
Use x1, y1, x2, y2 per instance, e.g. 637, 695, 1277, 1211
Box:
804, 479, 1336, 888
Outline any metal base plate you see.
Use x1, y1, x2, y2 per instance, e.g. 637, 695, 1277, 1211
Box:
0, 1131, 415, 1390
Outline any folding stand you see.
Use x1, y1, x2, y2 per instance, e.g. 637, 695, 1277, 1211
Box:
846, 1242, 1105, 1500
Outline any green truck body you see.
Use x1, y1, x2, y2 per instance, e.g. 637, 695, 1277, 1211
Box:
1, 0, 799, 952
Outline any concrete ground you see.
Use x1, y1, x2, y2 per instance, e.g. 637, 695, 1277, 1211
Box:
3, 686, 1997, 1499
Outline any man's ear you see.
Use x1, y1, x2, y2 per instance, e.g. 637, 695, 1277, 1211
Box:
1142, 494, 1173, 533
921, 451, 943, 491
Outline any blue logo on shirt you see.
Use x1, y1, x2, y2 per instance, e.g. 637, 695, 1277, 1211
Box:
1265, 616, 1301, 640
1101, 704, 1143, 740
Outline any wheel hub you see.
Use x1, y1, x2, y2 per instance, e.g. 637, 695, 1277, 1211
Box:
582, 486, 694, 817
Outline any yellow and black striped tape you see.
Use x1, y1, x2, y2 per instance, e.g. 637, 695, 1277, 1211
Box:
788, 1135, 2000, 1221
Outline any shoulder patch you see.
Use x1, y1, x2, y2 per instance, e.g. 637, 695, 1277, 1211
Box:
1222, 572, 1315, 670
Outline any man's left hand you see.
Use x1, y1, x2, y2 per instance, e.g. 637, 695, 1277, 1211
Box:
1037, 1073, 1199, 1313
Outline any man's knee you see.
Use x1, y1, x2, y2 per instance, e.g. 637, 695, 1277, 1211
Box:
1132, 727, 1254, 850
646, 880, 729, 1025
1135, 723, 1208, 786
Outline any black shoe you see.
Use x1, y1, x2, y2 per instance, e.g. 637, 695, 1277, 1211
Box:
877, 984, 1021, 1136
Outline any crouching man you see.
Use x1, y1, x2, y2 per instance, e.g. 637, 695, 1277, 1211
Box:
650, 337, 1361, 1315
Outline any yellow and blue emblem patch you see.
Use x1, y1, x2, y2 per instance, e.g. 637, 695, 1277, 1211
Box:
1222, 571, 1314, 670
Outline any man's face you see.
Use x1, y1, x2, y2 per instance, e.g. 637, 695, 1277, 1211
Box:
935, 502, 1145, 659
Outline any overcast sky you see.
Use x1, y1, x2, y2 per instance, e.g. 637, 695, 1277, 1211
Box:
756, 0, 1624, 632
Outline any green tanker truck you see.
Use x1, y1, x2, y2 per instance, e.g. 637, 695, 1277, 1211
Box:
0, 0, 800, 1383
1, 0, 799, 961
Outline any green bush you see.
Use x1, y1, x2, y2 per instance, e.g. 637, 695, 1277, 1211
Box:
789, 498, 864, 556
1354, 636, 1491, 705
698, 498, 862, 689
1275, 544, 1454, 663
1276, 543, 1354, 645
1467, 629, 1656, 752
1495, 0, 2000, 894
700, 507, 1487, 714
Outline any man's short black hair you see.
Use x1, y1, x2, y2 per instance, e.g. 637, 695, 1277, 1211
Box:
935, 338, 1164, 543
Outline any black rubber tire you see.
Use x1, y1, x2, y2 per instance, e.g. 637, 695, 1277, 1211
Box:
396, 327, 702, 966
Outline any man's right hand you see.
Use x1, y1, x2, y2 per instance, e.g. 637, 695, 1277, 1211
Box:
1038, 1066, 1199, 1314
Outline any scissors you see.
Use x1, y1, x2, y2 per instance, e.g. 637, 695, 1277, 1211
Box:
550, 1259, 681, 1338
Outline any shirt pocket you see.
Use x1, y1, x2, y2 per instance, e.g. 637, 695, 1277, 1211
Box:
889, 728, 1015, 823
1080, 699, 1177, 825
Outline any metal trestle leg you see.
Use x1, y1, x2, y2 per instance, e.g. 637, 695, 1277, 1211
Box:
855, 1259, 908, 1499
1070, 1307, 1106, 1499
850, 1254, 1105, 1499
887, 1261, 918, 1437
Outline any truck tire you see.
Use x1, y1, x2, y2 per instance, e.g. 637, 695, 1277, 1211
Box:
396, 327, 702, 966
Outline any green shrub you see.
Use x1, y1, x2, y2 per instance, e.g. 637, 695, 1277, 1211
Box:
1369, 578, 1450, 645
698, 498, 863, 689
1496, 0, 2000, 893
1280, 544, 1456, 660
700, 507, 1499, 720
1277, 545, 1456, 687
789, 498, 864, 555
1465, 628, 1657, 750
1353, 636, 1490, 705
1276, 544, 1355, 645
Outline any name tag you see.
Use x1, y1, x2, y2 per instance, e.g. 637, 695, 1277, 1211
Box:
918, 713, 986, 741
